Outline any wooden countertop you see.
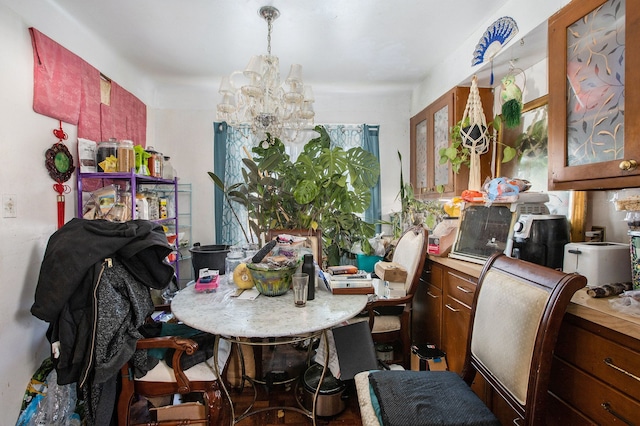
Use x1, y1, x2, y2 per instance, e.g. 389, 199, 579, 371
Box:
428, 255, 640, 341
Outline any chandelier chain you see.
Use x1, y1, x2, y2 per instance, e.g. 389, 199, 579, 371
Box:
267, 17, 273, 55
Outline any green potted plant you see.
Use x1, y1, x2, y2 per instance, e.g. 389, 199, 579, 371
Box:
209, 125, 380, 266
382, 151, 444, 238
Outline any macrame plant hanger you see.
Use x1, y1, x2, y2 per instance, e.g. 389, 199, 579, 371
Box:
460, 75, 490, 192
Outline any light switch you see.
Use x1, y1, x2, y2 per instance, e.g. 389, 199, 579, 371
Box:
3, 194, 16, 218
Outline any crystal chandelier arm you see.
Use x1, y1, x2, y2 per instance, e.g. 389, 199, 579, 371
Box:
216, 5, 314, 144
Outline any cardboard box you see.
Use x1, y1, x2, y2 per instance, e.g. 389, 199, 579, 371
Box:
151, 402, 206, 425
384, 281, 406, 298
374, 261, 407, 283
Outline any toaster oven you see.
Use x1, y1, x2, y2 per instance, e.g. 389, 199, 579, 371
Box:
449, 193, 549, 264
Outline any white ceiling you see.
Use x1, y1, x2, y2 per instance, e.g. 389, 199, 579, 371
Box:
42, 0, 515, 90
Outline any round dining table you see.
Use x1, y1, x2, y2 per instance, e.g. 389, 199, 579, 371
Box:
170, 281, 368, 425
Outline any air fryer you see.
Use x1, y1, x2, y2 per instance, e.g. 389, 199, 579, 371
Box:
511, 215, 569, 269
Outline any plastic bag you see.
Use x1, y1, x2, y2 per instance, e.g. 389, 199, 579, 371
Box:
16, 368, 80, 426
368, 233, 386, 257
609, 290, 640, 317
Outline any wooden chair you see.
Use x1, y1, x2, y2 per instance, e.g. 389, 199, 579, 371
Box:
350, 226, 428, 368
117, 326, 232, 425
354, 253, 587, 426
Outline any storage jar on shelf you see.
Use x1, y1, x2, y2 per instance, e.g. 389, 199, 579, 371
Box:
117, 140, 135, 173
96, 139, 118, 172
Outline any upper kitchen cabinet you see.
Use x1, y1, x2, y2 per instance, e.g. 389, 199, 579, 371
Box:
548, 0, 640, 190
410, 86, 493, 199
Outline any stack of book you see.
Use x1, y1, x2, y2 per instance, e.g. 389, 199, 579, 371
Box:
320, 269, 375, 294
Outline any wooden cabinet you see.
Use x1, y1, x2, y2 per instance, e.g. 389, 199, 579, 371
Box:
410, 86, 494, 199
548, 313, 640, 425
416, 258, 640, 423
412, 262, 443, 348
442, 269, 477, 374
548, 0, 640, 190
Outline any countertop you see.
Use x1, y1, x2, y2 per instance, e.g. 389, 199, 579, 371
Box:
428, 255, 640, 341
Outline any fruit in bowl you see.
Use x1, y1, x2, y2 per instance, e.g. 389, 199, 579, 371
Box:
246, 257, 299, 296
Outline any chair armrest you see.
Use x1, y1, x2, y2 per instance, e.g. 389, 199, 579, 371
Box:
134, 336, 200, 393
135, 335, 198, 354
367, 294, 413, 308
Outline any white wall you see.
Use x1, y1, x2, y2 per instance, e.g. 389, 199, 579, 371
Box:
0, 1, 157, 420
411, 0, 570, 114
150, 86, 411, 245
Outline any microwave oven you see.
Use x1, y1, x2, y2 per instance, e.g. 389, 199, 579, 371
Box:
449, 193, 549, 264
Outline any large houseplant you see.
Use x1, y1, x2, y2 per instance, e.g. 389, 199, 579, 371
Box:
209, 125, 380, 266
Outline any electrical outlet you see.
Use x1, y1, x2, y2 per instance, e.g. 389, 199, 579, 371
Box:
3, 194, 17, 218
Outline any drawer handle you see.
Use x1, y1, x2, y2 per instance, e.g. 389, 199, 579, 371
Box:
426, 291, 439, 299
445, 304, 459, 312
604, 357, 640, 383
601, 402, 634, 426
456, 285, 472, 294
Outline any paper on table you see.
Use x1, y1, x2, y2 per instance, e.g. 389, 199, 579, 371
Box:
237, 288, 260, 300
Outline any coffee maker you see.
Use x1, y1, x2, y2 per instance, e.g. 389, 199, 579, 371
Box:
509, 214, 570, 269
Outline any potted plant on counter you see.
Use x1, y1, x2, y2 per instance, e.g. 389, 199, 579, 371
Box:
209, 125, 380, 267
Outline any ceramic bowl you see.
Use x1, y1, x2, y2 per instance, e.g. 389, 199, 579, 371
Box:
246, 263, 298, 296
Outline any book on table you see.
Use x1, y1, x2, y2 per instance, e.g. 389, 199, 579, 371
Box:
320, 271, 375, 294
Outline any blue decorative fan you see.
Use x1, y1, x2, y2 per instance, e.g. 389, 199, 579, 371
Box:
472, 17, 518, 66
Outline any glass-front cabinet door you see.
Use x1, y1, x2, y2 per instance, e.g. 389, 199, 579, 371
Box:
432, 95, 454, 194
410, 109, 430, 196
548, 0, 640, 190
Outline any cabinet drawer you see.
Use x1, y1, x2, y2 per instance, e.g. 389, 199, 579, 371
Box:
550, 357, 640, 425
430, 263, 444, 290
445, 270, 476, 306
555, 320, 640, 399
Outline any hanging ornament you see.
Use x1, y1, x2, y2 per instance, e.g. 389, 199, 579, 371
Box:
500, 64, 526, 129
460, 76, 490, 192
45, 121, 74, 228
472, 17, 519, 66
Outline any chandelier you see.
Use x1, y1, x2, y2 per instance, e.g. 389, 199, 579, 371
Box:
216, 6, 315, 143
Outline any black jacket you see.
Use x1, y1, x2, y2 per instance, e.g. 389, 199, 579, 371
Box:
31, 218, 174, 386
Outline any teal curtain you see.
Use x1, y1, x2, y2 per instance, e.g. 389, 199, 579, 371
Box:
363, 125, 381, 233
213, 122, 227, 245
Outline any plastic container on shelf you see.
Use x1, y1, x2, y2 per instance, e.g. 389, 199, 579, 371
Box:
96, 139, 118, 172
117, 140, 135, 173
162, 156, 175, 180
146, 192, 159, 220
135, 194, 149, 220
146, 147, 163, 177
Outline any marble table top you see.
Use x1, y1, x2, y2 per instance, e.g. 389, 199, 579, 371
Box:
171, 282, 368, 338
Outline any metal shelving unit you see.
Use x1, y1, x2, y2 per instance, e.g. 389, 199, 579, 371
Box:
77, 170, 181, 281
177, 183, 192, 288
